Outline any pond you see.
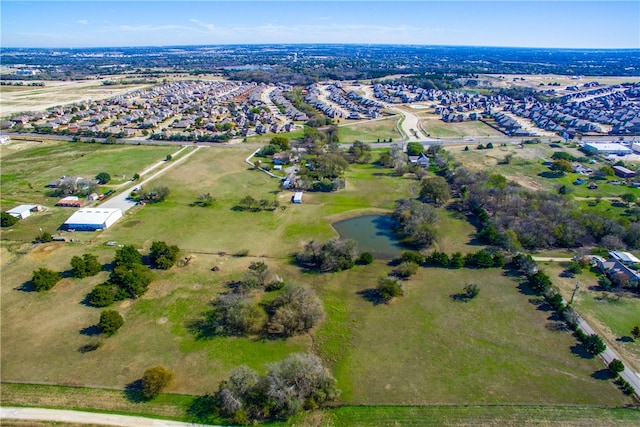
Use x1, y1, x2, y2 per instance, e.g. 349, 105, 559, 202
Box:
332, 215, 403, 259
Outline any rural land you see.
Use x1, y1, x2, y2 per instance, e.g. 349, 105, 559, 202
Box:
1, 44, 640, 426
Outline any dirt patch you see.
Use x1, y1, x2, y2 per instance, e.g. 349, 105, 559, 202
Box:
508, 173, 546, 191
192, 284, 202, 290
27, 243, 62, 260
157, 317, 168, 325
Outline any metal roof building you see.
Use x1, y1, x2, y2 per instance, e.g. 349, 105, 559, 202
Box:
64, 208, 123, 231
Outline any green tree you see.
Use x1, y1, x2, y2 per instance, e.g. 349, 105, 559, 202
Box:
270, 136, 290, 151
1, 212, 19, 227
378, 276, 404, 303
165, 154, 172, 161
149, 241, 180, 270
393, 261, 418, 278
631, 325, 640, 340
114, 245, 142, 267
210, 293, 266, 336
550, 160, 572, 175
142, 366, 174, 399
406, 141, 424, 156
583, 333, 606, 355
608, 359, 625, 376
32, 268, 61, 291
98, 310, 124, 336
419, 176, 450, 205
449, 252, 465, 269
347, 141, 372, 164
71, 253, 102, 278
109, 263, 154, 298
621, 193, 637, 206
87, 284, 116, 307
527, 271, 552, 294
95, 172, 111, 184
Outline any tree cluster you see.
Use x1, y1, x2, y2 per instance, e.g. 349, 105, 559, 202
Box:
237, 196, 279, 212
449, 167, 640, 250
141, 366, 174, 399
134, 186, 170, 204
71, 253, 102, 278
214, 353, 339, 423
391, 199, 439, 249
424, 249, 503, 269
31, 267, 62, 292
88, 245, 154, 307
296, 238, 358, 272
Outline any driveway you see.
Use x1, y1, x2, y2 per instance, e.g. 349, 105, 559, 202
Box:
0, 407, 212, 427
100, 146, 201, 212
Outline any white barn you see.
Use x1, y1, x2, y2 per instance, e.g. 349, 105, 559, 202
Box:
6, 204, 37, 219
64, 208, 123, 231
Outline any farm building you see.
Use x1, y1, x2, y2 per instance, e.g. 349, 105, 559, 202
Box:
583, 142, 632, 155
64, 208, 123, 231
56, 196, 83, 207
292, 192, 303, 204
612, 165, 636, 178
6, 204, 37, 219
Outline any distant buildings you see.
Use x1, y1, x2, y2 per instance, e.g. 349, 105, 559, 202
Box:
583, 143, 632, 155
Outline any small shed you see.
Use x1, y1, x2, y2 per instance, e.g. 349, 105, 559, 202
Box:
6, 204, 37, 219
292, 192, 303, 204
56, 196, 83, 207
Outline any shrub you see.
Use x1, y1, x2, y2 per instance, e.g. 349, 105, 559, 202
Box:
142, 366, 174, 399
615, 377, 635, 395
400, 251, 425, 265
631, 325, 640, 340
357, 252, 373, 265
393, 261, 418, 278
463, 283, 479, 300
378, 276, 403, 303
98, 310, 124, 336
425, 250, 450, 267
527, 271, 552, 294
267, 285, 324, 337
32, 268, 61, 291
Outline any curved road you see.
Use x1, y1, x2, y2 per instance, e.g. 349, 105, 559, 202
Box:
0, 407, 212, 427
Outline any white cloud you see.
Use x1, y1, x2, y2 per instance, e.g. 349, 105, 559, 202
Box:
77, 19, 89, 25
190, 19, 216, 32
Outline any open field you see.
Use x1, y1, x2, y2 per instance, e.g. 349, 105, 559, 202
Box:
338, 116, 401, 143
0, 80, 152, 117
420, 119, 503, 140
1, 144, 636, 423
480, 74, 640, 90
538, 262, 640, 374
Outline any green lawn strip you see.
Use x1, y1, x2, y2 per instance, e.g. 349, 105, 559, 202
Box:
0, 383, 197, 422
326, 405, 640, 426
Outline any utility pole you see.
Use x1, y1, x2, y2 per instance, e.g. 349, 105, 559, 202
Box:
570, 281, 580, 305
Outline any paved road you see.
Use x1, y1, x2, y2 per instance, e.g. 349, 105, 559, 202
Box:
0, 407, 212, 427
576, 316, 640, 394
531, 257, 574, 262
100, 146, 201, 212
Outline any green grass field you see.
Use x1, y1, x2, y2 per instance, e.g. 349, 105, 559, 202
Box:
1, 143, 636, 424
338, 117, 401, 143
421, 120, 503, 139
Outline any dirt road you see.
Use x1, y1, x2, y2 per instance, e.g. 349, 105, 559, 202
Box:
0, 406, 212, 427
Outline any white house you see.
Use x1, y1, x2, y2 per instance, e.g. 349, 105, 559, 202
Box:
64, 208, 123, 231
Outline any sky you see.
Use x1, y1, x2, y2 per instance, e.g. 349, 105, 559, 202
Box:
1, 1, 639, 49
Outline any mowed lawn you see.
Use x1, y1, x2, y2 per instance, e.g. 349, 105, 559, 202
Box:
421, 119, 503, 139
0, 145, 631, 409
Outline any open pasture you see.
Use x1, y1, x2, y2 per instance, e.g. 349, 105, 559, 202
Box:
0, 144, 634, 419
338, 116, 402, 143
421, 119, 503, 139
